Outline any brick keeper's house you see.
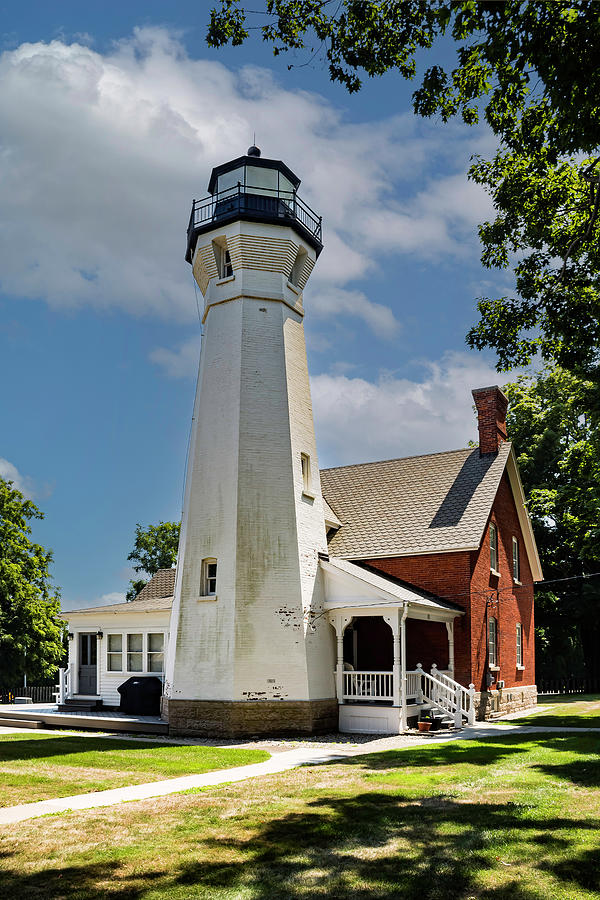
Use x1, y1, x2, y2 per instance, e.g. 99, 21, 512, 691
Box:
63, 148, 542, 737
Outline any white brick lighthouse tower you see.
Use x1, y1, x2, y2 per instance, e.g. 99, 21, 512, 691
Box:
163, 147, 337, 736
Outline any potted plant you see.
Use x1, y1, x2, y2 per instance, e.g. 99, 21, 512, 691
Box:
418, 710, 434, 732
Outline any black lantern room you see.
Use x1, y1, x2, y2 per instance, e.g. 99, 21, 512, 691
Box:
185, 146, 323, 263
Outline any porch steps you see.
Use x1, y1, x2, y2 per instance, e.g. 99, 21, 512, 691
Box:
420, 705, 457, 731
0, 716, 43, 729
57, 698, 104, 713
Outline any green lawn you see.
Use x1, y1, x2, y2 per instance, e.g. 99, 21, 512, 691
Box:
0, 733, 269, 806
509, 694, 600, 728
1, 732, 600, 898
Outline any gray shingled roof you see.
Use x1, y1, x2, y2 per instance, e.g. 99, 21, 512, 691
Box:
135, 568, 176, 601
63, 595, 173, 616
320, 443, 511, 559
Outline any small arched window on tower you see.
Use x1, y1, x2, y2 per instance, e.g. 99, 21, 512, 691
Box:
212, 238, 234, 280
201, 558, 217, 597
289, 245, 307, 288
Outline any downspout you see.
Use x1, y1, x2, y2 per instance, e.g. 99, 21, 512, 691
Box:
400, 603, 408, 732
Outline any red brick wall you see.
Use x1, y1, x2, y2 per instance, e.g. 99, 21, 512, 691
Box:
365, 552, 472, 686
470, 472, 535, 692
362, 472, 535, 692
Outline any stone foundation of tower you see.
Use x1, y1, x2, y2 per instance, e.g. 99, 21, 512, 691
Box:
162, 697, 339, 737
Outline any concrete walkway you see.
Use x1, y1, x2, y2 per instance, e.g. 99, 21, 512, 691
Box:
1, 720, 597, 826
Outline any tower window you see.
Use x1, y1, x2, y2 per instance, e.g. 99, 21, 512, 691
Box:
289, 246, 307, 287
212, 239, 234, 279
202, 558, 217, 596
301, 453, 311, 493
490, 523, 498, 572
512, 536, 520, 582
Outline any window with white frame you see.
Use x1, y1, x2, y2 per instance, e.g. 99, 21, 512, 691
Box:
107, 633, 165, 674
127, 633, 143, 672
202, 558, 217, 596
147, 633, 165, 672
516, 622, 523, 667
301, 452, 311, 493
212, 239, 233, 279
512, 536, 520, 582
488, 616, 498, 667
490, 523, 499, 572
107, 634, 123, 671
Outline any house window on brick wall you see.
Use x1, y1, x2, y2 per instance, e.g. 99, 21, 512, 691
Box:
512, 536, 521, 582
488, 616, 498, 667
202, 558, 217, 596
516, 622, 523, 668
490, 523, 499, 573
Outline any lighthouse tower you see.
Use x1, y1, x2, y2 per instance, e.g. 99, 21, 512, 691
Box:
164, 147, 337, 736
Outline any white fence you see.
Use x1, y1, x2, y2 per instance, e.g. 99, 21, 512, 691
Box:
343, 671, 394, 702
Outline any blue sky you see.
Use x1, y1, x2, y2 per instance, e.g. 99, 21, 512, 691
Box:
0, 4, 522, 609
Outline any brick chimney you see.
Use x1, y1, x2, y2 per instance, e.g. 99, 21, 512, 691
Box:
472, 385, 508, 455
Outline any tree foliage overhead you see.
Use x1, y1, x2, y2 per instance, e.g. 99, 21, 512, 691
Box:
208, 1, 600, 374
127, 521, 180, 601
0, 477, 64, 683
505, 367, 600, 680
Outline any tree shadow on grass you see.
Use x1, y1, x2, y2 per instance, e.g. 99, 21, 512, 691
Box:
1, 792, 598, 899
342, 735, 532, 772
544, 846, 600, 893
173, 791, 600, 900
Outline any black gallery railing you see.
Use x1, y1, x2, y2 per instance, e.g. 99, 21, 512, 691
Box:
186, 183, 322, 259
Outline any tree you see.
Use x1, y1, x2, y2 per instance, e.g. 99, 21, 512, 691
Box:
208, 1, 600, 374
127, 521, 180, 600
0, 477, 65, 683
505, 367, 600, 682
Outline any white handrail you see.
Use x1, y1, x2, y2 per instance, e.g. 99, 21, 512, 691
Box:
57, 666, 72, 705
406, 664, 476, 726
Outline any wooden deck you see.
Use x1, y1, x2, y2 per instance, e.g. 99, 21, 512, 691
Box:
0, 704, 168, 735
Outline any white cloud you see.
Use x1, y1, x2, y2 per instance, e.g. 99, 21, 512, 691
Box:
0, 458, 35, 497
150, 334, 201, 378
311, 351, 520, 467
60, 590, 126, 611
0, 29, 492, 341
97, 591, 126, 605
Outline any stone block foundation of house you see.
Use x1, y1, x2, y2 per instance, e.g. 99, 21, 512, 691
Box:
162, 697, 339, 737
474, 684, 537, 720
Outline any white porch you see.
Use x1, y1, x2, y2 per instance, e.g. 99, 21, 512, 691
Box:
322, 557, 475, 734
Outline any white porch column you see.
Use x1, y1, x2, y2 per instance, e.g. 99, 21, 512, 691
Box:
330, 614, 352, 705
70, 632, 79, 697
446, 621, 455, 679
384, 610, 403, 732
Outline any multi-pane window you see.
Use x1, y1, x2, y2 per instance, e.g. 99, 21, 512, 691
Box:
512, 536, 520, 581
202, 559, 217, 596
488, 616, 498, 667
107, 634, 123, 671
516, 623, 523, 667
490, 523, 498, 572
127, 633, 143, 672
147, 633, 165, 673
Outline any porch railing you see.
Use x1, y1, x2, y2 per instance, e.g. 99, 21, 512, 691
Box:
407, 663, 476, 726
343, 671, 393, 702
57, 666, 72, 705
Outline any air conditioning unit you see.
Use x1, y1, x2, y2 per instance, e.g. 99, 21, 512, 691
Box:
497, 680, 505, 689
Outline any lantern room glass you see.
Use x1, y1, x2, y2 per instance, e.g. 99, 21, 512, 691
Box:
215, 164, 295, 202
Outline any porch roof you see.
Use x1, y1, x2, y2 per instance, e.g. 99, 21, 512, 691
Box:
321, 557, 463, 619
61, 595, 173, 617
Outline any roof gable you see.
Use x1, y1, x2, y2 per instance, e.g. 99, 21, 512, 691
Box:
320, 443, 512, 559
